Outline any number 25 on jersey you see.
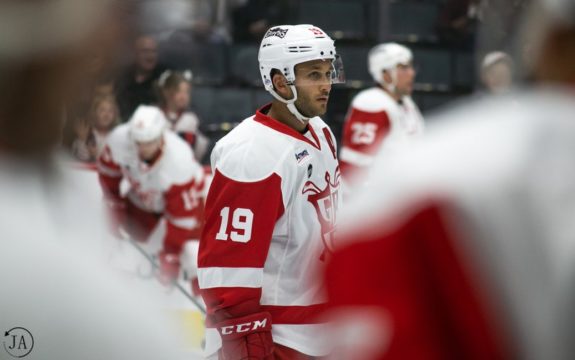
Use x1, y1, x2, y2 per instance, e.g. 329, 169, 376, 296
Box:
215, 207, 254, 243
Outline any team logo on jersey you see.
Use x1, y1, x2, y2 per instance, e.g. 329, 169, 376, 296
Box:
302, 167, 341, 260
295, 149, 310, 163
264, 27, 288, 39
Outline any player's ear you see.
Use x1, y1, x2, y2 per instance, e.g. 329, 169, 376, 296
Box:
271, 70, 291, 98
382, 70, 392, 84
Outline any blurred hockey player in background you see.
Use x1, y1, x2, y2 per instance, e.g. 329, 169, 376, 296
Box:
480, 51, 514, 94
324, 0, 575, 359
339, 43, 424, 188
98, 105, 205, 290
0, 0, 193, 358
198, 24, 345, 359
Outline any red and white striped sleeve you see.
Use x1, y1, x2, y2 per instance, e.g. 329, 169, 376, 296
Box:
340, 107, 392, 183
97, 145, 123, 202
198, 169, 284, 322
163, 176, 205, 254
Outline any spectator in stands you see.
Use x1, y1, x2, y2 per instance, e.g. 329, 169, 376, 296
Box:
91, 95, 121, 155
480, 51, 514, 94
115, 35, 166, 120
438, 0, 485, 50
71, 110, 96, 162
71, 95, 120, 162
156, 70, 209, 162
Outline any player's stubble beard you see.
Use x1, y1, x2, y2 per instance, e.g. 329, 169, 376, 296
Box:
295, 87, 329, 118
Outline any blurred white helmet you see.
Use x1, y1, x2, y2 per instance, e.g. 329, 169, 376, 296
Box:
258, 24, 345, 123
481, 51, 512, 71
129, 106, 167, 142
368, 43, 413, 86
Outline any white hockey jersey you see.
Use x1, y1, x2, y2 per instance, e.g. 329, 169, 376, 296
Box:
327, 88, 575, 360
340, 87, 424, 184
98, 125, 204, 251
198, 104, 342, 356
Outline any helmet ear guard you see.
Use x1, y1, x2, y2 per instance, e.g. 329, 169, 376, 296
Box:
257, 24, 345, 123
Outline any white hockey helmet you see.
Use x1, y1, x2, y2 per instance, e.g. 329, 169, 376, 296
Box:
258, 24, 345, 123
128, 105, 167, 142
368, 43, 413, 85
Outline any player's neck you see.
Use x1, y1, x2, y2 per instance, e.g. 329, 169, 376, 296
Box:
267, 101, 308, 133
380, 85, 402, 102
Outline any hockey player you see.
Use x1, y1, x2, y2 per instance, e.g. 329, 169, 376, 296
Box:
0, 0, 193, 358
198, 24, 345, 359
324, 0, 575, 359
340, 43, 424, 187
98, 105, 205, 286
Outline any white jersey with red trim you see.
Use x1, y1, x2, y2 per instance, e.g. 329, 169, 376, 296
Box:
98, 125, 205, 253
198, 105, 341, 356
340, 87, 423, 184
102, 124, 203, 214
328, 88, 575, 360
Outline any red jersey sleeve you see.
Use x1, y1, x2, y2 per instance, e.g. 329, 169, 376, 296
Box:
163, 177, 205, 254
340, 108, 391, 182
198, 169, 284, 323
97, 145, 123, 202
324, 201, 511, 360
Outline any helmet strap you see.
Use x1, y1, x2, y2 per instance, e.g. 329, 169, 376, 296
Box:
381, 68, 398, 94
268, 85, 310, 124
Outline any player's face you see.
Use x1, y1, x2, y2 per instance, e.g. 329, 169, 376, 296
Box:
394, 63, 415, 97
483, 62, 512, 93
293, 59, 332, 117
169, 81, 191, 111
136, 137, 162, 161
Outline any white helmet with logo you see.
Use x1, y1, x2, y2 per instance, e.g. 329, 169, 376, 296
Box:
368, 43, 413, 91
128, 105, 167, 142
258, 24, 345, 123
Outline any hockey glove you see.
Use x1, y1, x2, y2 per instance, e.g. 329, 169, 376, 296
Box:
216, 311, 274, 360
